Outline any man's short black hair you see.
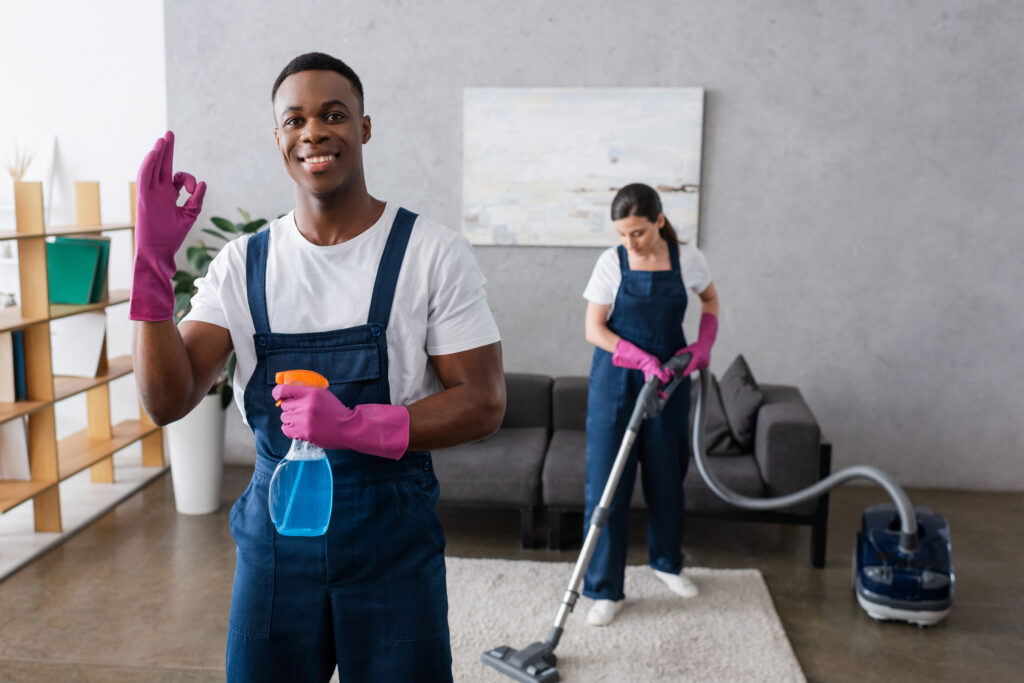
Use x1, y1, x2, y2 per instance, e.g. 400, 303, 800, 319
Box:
271, 52, 364, 110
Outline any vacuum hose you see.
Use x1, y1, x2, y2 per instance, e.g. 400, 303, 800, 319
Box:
685, 361, 919, 553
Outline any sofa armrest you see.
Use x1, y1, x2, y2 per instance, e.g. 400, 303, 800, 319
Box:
753, 385, 823, 504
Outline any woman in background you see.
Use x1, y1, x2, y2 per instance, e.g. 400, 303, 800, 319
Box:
581, 182, 719, 626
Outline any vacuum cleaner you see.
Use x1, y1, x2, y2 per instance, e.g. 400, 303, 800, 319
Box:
482, 354, 953, 682
853, 503, 953, 626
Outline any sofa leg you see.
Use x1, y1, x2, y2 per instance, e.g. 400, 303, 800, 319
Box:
548, 509, 564, 551
810, 442, 832, 569
520, 506, 538, 549
811, 493, 830, 569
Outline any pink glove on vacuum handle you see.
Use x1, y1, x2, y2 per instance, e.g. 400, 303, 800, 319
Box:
612, 339, 673, 385
130, 131, 207, 321
272, 384, 410, 460
674, 313, 718, 376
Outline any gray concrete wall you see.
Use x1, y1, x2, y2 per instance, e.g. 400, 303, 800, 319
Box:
167, 0, 1024, 489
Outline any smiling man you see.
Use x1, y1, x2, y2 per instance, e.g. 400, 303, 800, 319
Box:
130, 52, 505, 682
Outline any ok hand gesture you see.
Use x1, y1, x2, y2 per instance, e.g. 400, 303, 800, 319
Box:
130, 131, 207, 321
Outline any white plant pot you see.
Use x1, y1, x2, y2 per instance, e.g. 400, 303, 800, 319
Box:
166, 392, 226, 515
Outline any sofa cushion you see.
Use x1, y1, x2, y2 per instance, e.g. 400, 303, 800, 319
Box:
552, 376, 588, 430
684, 455, 766, 512
503, 373, 553, 429
718, 355, 764, 451
433, 426, 548, 507
542, 429, 644, 508
541, 429, 588, 507
690, 374, 744, 455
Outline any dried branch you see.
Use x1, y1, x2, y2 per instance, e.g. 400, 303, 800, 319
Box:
6, 144, 34, 181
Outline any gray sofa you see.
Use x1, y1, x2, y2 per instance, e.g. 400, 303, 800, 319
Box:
432, 372, 832, 567
431, 374, 553, 548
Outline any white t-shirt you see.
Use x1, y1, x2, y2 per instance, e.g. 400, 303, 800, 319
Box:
183, 203, 501, 421
582, 243, 712, 316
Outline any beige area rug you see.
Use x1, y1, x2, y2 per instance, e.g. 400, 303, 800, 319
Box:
446, 557, 805, 683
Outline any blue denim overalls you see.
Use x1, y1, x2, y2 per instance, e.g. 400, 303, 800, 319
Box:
583, 242, 691, 602
226, 209, 453, 682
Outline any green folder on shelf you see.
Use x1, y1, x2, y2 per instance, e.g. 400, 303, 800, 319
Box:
55, 236, 110, 303
46, 239, 103, 305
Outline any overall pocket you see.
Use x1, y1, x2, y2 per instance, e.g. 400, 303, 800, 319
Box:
621, 275, 653, 299
228, 480, 276, 639
382, 474, 449, 643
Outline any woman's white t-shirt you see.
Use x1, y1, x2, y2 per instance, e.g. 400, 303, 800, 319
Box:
183, 203, 501, 421
583, 242, 712, 316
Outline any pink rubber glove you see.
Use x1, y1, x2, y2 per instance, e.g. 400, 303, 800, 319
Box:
272, 384, 410, 460
612, 339, 673, 385
674, 313, 718, 376
130, 131, 207, 321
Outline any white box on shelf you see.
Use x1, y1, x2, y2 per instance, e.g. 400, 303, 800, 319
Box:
0, 416, 30, 480
50, 311, 106, 378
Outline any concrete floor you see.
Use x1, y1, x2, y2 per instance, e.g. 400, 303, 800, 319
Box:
0, 465, 1021, 682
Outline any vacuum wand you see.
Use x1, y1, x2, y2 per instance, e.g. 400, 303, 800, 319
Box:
481, 353, 692, 682
550, 353, 692, 636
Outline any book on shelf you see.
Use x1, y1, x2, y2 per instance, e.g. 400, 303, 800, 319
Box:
46, 237, 110, 305
50, 311, 106, 378
0, 416, 31, 480
54, 235, 110, 303
11, 330, 26, 400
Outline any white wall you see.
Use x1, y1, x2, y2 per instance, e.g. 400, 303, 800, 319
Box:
0, 0, 167, 227
165, 0, 1024, 489
0, 1, 166, 437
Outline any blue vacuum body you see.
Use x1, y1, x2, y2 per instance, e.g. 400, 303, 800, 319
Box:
854, 503, 954, 626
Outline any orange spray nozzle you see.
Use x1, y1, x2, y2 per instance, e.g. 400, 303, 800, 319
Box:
275, 369, 329, 406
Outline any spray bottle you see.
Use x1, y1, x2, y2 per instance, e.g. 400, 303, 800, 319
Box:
269, 369, 333, 536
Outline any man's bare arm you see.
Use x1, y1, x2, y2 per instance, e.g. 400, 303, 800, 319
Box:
132, 320, 234, 425
406, 342, 505, 451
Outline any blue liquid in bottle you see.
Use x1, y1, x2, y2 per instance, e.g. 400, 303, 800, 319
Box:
268, 440, 333, 536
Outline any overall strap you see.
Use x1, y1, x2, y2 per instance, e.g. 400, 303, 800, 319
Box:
367, 208, 418, 328
669, 239, 681, 273
245, 229, 271, 335
616, 245, 630, 274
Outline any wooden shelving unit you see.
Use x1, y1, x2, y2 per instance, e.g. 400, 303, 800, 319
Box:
58, 420, 161, 480
53, 354, 134, 401
0, 180, 165, 533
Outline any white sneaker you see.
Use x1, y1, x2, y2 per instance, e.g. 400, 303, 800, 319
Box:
653, 569, 699, 598
586, 599, 623, 626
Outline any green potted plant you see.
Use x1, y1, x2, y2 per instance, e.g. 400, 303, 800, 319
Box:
171, 209, 267, 408
164, 209, 266, 514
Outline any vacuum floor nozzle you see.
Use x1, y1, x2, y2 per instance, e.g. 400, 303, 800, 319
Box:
481, 642, 560, 682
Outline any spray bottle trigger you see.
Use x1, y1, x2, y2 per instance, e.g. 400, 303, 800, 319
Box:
274, 369, 329, 406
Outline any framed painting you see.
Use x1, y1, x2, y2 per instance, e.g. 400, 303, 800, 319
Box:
462, 88, 704, 246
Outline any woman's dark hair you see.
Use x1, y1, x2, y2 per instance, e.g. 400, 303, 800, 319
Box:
272, 52, 364, 112
610, 183, 681, 244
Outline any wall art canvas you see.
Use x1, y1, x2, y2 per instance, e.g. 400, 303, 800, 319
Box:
462, 88, 704, 246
